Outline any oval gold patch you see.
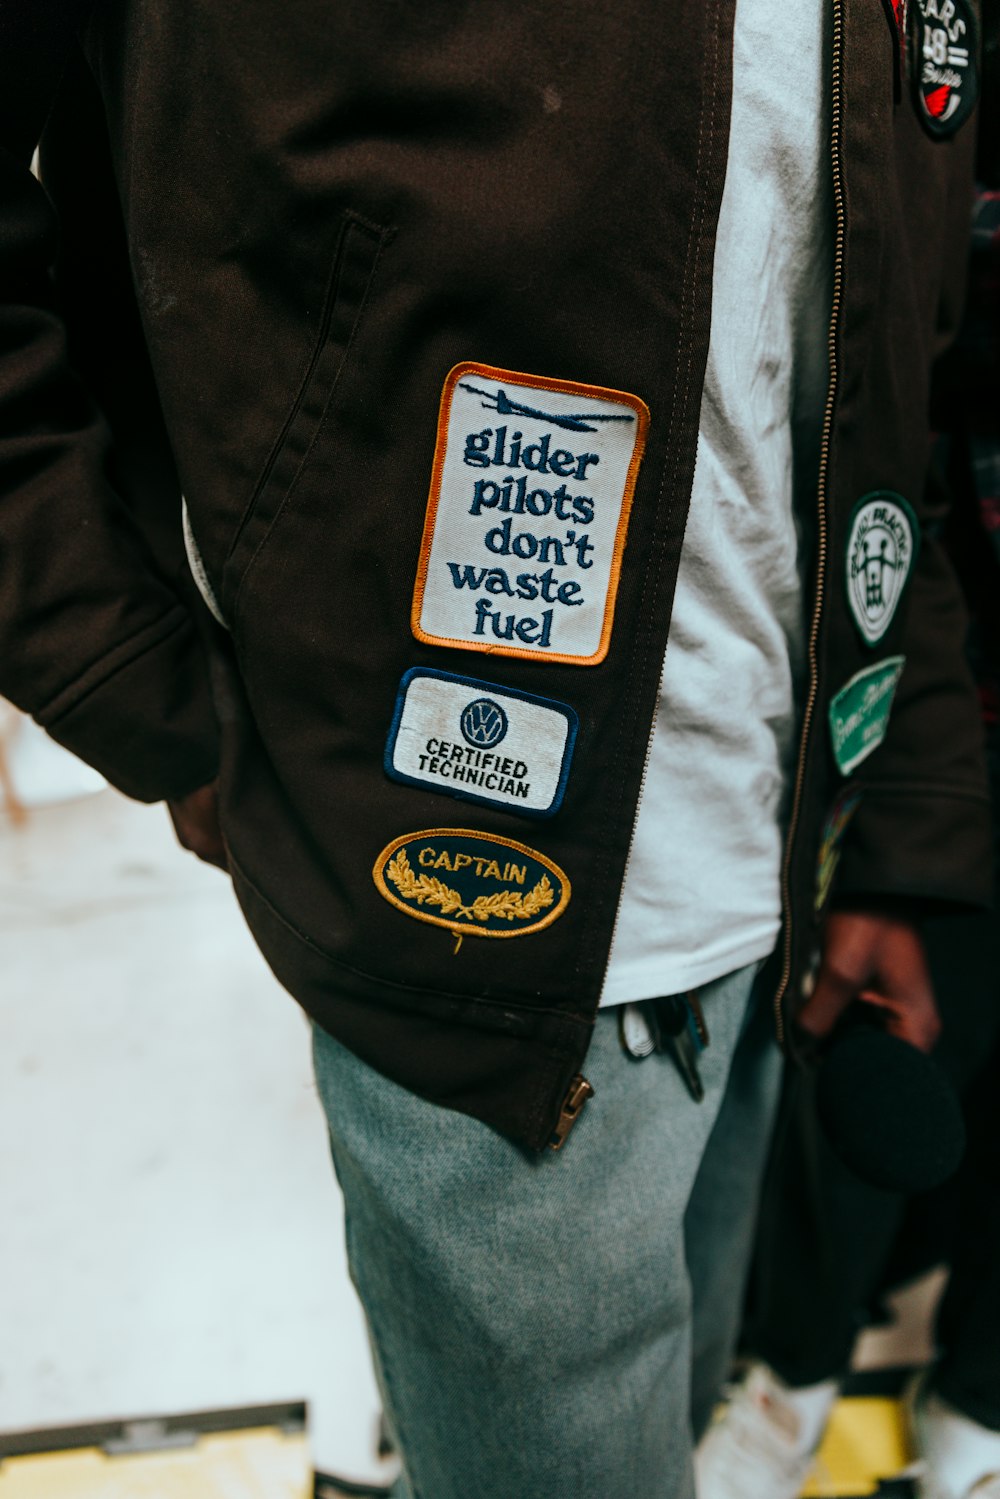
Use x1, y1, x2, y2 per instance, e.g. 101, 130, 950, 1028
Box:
372, 828, 571, 938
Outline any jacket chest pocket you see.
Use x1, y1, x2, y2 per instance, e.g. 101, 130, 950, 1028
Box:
221, 212, 390, 621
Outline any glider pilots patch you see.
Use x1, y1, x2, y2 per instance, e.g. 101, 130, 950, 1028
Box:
411, 362, 649, 666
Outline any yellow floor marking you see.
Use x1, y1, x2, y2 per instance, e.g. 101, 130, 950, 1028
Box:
0, 1428, 311, 1499
800, 1396, 913, 1497
0, 1398, 912, 1499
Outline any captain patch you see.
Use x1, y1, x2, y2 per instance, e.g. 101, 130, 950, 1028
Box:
385, 668, 578, 818
373, 828, 571, 938
411, 361, 650, 666
912, 0, 979, 138
846, 492, 918, 647
829, 657, 906, 775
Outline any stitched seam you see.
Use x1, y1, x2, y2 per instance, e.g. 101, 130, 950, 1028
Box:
855, 782, 990, 802
35, 609, 190, 725
232, 225, 394, 626
358, 1295, 423, 1499
836, 873, 992, 900
573, 0, 725, 986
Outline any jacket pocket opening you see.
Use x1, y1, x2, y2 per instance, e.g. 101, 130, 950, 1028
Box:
220, 211, 390, 616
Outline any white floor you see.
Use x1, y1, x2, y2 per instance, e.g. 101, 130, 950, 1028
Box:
0, 735, 388, 1483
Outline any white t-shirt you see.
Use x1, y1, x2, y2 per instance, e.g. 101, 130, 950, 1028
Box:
600, 0, 832, 1006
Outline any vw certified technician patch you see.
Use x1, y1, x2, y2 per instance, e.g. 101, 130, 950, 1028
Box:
912, 0, 979, 138
829, 657, 906, 776
385, 668, 578, 818
846, 492, 918, 647
373, 829, 570, 938
411, 362, 650, 666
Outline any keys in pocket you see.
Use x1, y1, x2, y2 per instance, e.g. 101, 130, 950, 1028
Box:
618, 992, 708, 1102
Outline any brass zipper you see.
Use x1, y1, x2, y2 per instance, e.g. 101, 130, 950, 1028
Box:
605, 5, 844, 1037
598, 8, 728, 978
774, 0, 845, 1044
603, 698, 664, 971
548, 1075, 594, 1150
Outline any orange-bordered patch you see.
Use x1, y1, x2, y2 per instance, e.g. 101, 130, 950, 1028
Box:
411, 362, 649, 667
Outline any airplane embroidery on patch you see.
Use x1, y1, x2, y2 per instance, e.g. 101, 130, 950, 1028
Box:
458, 382, 636, 435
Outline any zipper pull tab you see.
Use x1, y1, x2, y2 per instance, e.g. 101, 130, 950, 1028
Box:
548, 1074, 594, 1151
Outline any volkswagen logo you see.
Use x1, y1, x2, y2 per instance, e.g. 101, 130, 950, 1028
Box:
460, 698, 509, 749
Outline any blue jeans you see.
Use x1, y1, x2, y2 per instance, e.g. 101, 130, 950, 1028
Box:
312, 962, 781, 1499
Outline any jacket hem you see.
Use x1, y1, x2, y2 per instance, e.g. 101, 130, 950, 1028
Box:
836, 786, 994, 913
36, 608, 192, 724
228, 854, 594, 1151
227, 849, 595, 1032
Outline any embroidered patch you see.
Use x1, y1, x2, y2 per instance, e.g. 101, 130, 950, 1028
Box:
911, 0, 979, 138
815, 787, 864, 911
891, 0, 910, 49
373, 829, 570, 938
882, 0, 909, 92
846, 492, 918, 646
411, 362, 650, 666
385, 668, 578, 819
829, 657, 906, 776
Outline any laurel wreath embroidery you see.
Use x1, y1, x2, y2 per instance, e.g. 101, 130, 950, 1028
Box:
386, 849, 555, 924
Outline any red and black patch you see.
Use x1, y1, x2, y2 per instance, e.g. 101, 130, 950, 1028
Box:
882, 0, 909, 94
911, 0, 979, 139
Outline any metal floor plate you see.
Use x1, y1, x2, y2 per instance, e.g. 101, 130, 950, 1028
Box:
0, 1427, 311, 1499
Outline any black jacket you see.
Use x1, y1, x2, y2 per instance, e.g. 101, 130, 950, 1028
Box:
0, 0, 992, 1149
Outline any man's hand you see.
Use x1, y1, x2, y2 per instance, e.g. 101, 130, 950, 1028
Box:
797, 909, 941, 1053
167, 779, 228, 871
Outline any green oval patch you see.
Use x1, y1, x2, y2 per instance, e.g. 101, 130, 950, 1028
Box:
373, 828, 571, 938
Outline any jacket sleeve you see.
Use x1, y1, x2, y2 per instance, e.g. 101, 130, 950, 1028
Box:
833, 503, 993, 912
0, 11, 219, 803
835, 74, 996, 914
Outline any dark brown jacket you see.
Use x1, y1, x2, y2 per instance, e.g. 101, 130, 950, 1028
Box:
1, 0, 992, 1149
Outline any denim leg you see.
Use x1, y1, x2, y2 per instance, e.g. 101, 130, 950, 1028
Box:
685, 983, 784, 1439
312, 962, 766, 1499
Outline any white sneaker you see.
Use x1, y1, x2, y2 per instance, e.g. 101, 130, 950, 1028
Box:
910, 1382, 1000, 1499
694, 1363, 839, 1499
916, 1468, 1000, 1499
